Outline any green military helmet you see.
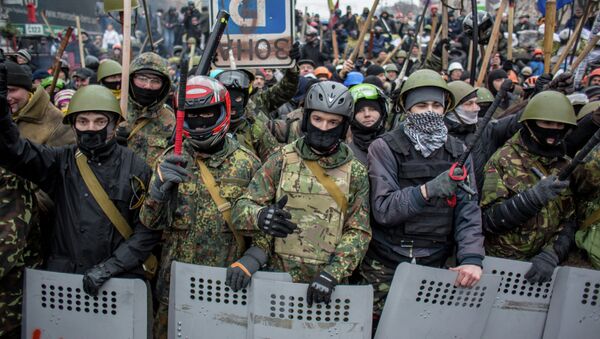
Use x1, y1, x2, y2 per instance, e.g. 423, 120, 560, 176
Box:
399, 69, 456, 110
104, 0, 139, 12
577, 101, 600, 121
396, 50, 408, 59
97, 59, 122, 82
448, 81, 477, 106
63, 85, 122, 124
519, 90, 577, 126
476, 87, 494, 104
383, 63, 398, 73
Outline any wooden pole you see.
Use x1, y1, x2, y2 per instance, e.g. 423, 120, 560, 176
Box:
332, 29, 339, 64
120, 0, 132, 116
570, 33, 600, 71
382, 42, 402, 65
552, 1, 593, 74
441, 3, 449, 70
426, 14, 438, 60
188, 43, 196, 71
339, 0, 379, 78
48, 27, 73, 95
467, 41, 473, 73
543, 0, 557, 74
75, 16, 85, 68
40, 10, 56, 39
476, 0, 507, 87
507, 0, 514, 60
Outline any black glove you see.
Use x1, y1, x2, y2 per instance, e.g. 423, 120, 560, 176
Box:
529, 175, 569, 206
525, 250, 559, 283
553, 220, 577, 261
433, 38, 450, 57
257, 195, 298, 237
424, 167, 463, 199
307, 271, 337, 307
289, 41, 301, 62
115, 125, 131, 146
534, 73, 553, 94
149, 155, 190, 202
82, 260, 124, 296
547, 72, 574, 95
225, 246, 268, 292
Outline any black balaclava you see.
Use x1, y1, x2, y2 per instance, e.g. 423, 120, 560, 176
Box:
102, 80, 121, 90
522, 121, 569, 158
305, 122, 346, 156
131, 85, 162, 106
75, 113, 116, 159
184, 105, 227, 154
486, 69, 508, 96
228, 88, 247, 130
351, 99, 385, 151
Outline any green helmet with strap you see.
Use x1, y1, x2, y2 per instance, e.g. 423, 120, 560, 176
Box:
577, 101, 600, 121
349, 83, 388, 116
63, 85, 122, 124
97, 59, 122, 82
448, 81, 477, 106
399, 69, 455, 110
476, 87, 494, 104
519, 90, 577, 126
104, 0, 139, 12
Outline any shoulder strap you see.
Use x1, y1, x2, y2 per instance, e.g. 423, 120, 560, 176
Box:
582, 208, 600, 230
75, 150, 157, 275
196, 158, 246, 255
303, 159, 349, 215
127, 118, 152, 141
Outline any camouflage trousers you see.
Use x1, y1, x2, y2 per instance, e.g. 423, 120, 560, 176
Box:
154, 301, 168, 339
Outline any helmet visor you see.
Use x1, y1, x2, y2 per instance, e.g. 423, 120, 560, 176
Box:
216, 71, 251, 90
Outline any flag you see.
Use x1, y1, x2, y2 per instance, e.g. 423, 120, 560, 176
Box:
537, 0, 574, 16
328, 0, 335, 13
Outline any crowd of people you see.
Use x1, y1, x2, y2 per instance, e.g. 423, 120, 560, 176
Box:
2, 1, 600, 338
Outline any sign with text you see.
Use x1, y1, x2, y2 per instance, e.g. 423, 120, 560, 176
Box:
210, 0, 295, 68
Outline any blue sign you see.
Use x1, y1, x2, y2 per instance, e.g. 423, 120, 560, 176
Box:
212, 0, 287, 35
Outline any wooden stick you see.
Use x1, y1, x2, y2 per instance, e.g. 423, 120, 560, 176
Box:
341, 42, 351, 60
340, 0, 380, 78
188, 43, 196, 71
543, 0, 557, 74
476, 0, 507, 87
40, 10, 56, 39
48, 27, 73, 95
382, 41, 402, 65
301, 7, 308, 43
552, 1, 593, 74
570, 34, 600, 71
467, 40, 473, 73
441, 3, 449, 70
332, 29, 339, 64
120, 0, 132, 116
75, 16, 85, 68
426, 14, 438, 60
507, 0, 514, 60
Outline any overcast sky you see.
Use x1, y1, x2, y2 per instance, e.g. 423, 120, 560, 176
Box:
295, 0, 419, 19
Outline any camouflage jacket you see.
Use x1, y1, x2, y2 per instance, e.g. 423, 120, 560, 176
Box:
0, 168, 42, 336
232, 138, 371, 283
139, 136, 261, 303
572, 145, 600, 268
247, 67, 299, 119
481, 132, 575, 260
231, 115, 280, 162
125, 52, 175, 168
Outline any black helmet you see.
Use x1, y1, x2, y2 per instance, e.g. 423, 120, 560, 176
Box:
463, 11, 494, 45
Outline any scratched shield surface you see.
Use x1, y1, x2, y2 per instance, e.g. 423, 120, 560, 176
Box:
248, 278, 373, 339
22, 268, 149, 339
210, 0, 295, 68
375, 263, 501, 339
481, 256, 558, 339
168, 261, 292, 339
542, 266, 600, 339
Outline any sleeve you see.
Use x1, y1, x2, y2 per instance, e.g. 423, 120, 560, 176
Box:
0, 112, 62, 194
323, 162, 372, 282
251, 121, 282, 162
453, 156, 485, 267
255, 67, 300, 112
0, 171, 37, 279
367, 138, 429, 227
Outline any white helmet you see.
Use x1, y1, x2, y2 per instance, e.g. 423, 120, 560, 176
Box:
448, 62, 464, 73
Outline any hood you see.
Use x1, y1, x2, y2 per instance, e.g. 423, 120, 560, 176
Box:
14, 87, 50, 123
128, 52, 172, 111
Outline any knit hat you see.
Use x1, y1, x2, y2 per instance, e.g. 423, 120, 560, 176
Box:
363, 75, 384, 89
366, 64, 385, 77
17, 49, 32, 63
32, 69, 51, 82
404, 87, 446, 110
486, 69, 508, 96
5, 60, 33, 91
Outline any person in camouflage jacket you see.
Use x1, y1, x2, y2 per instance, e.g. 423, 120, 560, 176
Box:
119, 52, 176, 167
138, 76, 261, 338
0, 168, 42, 338
481, 91, 578, 283
231, 81, 371, 307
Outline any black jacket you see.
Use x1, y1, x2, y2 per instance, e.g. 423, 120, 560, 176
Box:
0, 113, 160, 277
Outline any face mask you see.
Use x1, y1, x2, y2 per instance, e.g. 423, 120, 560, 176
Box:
351, 117, 384, 152
527, 122, 569, 147
449, 105, 479, 125
76, 122, 115, 156
522, 123, 568, 158
403, 111, 448, 157
132, 85, 161, 106
228, 89, 246, 119
103, 81, 121, 90
305, 122, 346, 155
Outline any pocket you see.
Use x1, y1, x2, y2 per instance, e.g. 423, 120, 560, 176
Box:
170, 181, 197, 230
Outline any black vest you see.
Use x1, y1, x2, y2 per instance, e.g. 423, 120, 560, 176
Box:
371, 127, 464, 260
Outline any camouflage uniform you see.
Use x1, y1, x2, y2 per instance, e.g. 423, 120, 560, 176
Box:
124, 52, 176, 168
572, 145, 600, 268
0, 168, 42, 337
481, 131, 575, 259
232, 68, 299, 161
268, 107, 305, 144
233, 138, 371, 283
139, 136, 261, 338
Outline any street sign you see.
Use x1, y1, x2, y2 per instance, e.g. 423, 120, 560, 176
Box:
209, 0, 295, 68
